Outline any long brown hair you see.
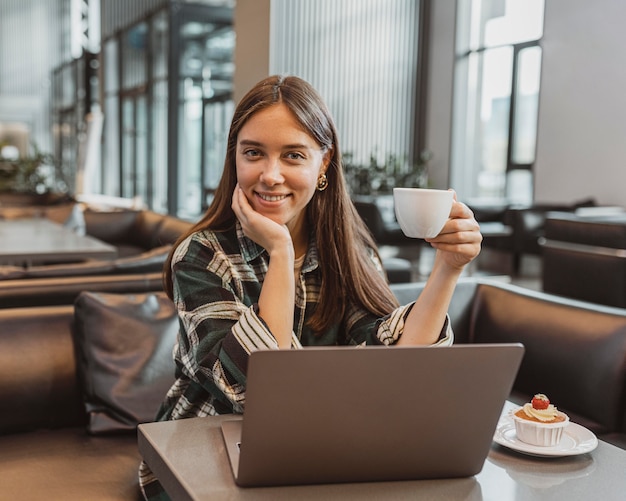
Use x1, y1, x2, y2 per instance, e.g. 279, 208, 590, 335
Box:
164, 75, 399, 332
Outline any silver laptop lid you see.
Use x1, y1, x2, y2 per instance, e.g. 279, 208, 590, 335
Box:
225, 343, 524, 487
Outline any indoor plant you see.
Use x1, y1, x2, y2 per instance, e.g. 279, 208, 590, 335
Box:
0, 143, 70, 206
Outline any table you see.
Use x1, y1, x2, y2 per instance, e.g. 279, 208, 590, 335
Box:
138, 402, 626, 500
0, 218, 117, 266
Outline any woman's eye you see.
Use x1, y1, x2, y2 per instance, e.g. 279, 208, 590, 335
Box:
243, 149, 261, 158
286, 152, 305, 160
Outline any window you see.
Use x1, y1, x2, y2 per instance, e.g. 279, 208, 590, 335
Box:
451, 0, 545, 204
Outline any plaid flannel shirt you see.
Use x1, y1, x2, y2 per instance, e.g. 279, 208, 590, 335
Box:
155, 222, 452, 421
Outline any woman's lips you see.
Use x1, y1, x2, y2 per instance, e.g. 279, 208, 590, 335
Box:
256, 192, 289, 202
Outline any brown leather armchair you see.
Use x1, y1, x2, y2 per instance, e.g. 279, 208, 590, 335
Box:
391, 278, 626, 448
83, 208, 193, 257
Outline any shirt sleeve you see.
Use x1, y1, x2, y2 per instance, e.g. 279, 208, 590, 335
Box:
343, 301, 454, 347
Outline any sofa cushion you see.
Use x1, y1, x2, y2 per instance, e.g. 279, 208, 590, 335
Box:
390, 278, 479, 344
73, 291, 178, 434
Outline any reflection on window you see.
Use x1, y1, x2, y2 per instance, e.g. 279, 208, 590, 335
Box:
136, 95, 148, 203
452, 0, 544, 203
122, 23, 148, 89
482, 0, 544, 47
479, 47, 513, 199
512, 46, 542, 164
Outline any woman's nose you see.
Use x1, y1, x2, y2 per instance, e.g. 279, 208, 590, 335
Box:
259, 157, 284, 185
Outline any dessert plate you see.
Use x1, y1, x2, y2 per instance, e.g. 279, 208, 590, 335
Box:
493, 413, 598, 457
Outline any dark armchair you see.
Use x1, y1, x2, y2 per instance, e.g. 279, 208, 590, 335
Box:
475, 199, 597, 274
352, 199, 415, 247
352, 198, 418, 283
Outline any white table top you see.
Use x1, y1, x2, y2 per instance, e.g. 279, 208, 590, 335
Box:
138, 401, 626, 500
0, 218, 117, 265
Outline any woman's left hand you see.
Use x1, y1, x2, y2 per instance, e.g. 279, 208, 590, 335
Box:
424, 191, 482, 271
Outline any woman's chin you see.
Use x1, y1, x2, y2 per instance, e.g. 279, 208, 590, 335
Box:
255, 210, 287, 226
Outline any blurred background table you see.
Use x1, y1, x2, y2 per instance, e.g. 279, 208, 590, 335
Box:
0, 218, 117, 266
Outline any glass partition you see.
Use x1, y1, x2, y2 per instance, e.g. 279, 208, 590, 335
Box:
101, 3, 234, 218
174, 10, 234, 218
511, 45, 542, 165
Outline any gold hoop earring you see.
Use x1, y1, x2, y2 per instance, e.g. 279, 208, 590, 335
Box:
316, 173, 329, 191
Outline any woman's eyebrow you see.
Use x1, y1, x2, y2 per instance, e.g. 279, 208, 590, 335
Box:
283, 143, 311, 150
238, 139, 312, 150
238, 139, 263, 146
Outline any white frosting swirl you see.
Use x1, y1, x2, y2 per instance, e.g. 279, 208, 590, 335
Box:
522, 402, 559, 422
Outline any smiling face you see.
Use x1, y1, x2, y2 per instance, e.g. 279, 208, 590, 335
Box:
235, 103, 330, 240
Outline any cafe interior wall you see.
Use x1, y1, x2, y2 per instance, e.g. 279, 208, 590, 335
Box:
532, 0, 626, 207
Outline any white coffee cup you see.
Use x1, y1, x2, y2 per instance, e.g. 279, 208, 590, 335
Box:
393, 188, 454, 239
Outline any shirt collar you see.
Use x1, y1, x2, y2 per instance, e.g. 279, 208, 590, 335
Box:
236, 221, 265, 262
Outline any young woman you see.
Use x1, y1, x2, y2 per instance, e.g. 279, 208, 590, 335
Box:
139, 74, 482, 498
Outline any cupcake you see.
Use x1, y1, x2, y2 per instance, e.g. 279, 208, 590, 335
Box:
512, 394, 569, 447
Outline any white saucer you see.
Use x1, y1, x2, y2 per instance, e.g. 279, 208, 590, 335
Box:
493, 413, 598, 457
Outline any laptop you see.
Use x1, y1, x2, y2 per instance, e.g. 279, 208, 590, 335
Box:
221, 343, 524, 487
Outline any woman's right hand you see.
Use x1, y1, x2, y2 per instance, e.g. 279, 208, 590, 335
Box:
232, 185, 295, 348
231, 185, 293, 254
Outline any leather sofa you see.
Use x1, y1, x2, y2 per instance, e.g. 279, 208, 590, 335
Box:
0, 290, 179, 499
542, 211, 626, 308
0, 272, 164, 308
1, 279, 625, 498
352, 197, 415, 247
83, 208, 193, 258
392, 278, 626, 448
